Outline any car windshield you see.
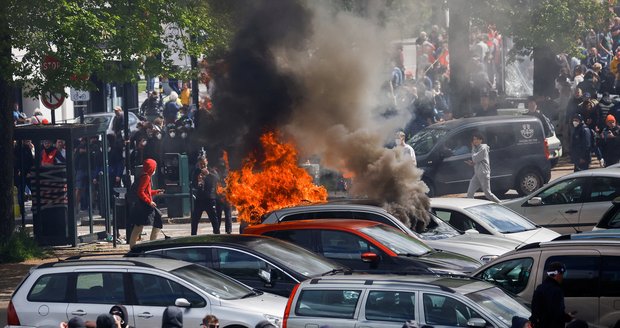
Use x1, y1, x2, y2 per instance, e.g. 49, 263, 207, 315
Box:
465, 287, 530, 326
361, 225, 432, 256
465, 204, 537, 233
252, 239, 343, 277
172, 264, 251, 300
414, 212, 461, 240
408, 127, 447, 156
70, 115, 111, 126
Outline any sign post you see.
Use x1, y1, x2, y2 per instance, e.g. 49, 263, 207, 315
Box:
41, 92, 65, 124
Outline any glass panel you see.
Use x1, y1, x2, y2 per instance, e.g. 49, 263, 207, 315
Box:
476, 257, 534, 294
423, 293, 481, 326
172, 264, 251, 300
545, 256, 600, 297
601, 256, 620, 297
132, 273, 205, 307
76, 272, 124, 304
465, 287, 531, 326
536, 178, 584, 205
27, 273, 69, 302
360, 225, 432, 255
409, 128, 448, 156
588, 178, 620, 203
264, 229, 314, 250
216, 249, 267, 278
296, 289, 361, 319
320, 230, 381, 260
164, 248, 209, 267
365, 291, 415, 322
465, 204, 537, 233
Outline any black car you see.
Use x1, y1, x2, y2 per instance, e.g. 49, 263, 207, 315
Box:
126, 234, 348, 297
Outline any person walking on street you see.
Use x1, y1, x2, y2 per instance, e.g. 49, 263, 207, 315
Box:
530, 262, 574, 328
191, 156, 219, 235
466, 132, 500, 203
128, 158, 163, 248
600, 114, 620, 167
570, 114, 592, 172
395, 131, 417, 166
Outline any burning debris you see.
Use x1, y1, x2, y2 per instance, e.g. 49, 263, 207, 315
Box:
204, 0, 430, 228
222, 132, 327, 224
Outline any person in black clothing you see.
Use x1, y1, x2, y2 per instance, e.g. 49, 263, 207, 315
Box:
600, 114, 620, 167
525, 96, 553, 138
214, 158, 232, 234
530, 262, 574, 328
140, 91, 160, 122
571, 114, 592, 172
191, 156, 219, 235
473, 90, 498, 117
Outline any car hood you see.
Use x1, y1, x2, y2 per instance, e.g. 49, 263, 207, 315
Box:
500, 198, 527, 212
424, 234, 519, 262
413, 250, 482, 274
502, 228, 560, 243
222, 292, 287, 317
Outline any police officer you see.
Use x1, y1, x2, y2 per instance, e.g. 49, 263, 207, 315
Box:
530, 262, 574, 328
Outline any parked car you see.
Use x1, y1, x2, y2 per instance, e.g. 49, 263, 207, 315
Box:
408, 116, 551, 196
283, 274, 531, 328
430, 198, 559, 243
502, 168, 620, 234
126, 234, 348, 297
69, 112, 139, 136
256, 202, 523, 264
472, 238, 620, 327
593, 197, 620, 230
244, 219, 481, 274
7, 257, 286, 328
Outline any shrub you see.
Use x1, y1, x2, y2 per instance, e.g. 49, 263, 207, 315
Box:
0, 229, 46, 263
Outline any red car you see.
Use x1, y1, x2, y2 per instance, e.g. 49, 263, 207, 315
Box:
244, 219, 480, 274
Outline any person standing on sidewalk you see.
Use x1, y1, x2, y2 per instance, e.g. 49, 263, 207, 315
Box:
191, 156, 219, 235
570, 114, 592, 172
128, 158, 163, 248
465, 132, 500, 203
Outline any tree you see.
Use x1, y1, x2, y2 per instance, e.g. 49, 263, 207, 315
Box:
0, 0, 237, 244
476, 0, 612, 96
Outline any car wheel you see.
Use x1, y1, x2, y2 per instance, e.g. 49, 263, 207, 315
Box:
516, 169, 542, 196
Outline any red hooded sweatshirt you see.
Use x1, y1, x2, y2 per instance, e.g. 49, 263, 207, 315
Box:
137, 158, 160, 205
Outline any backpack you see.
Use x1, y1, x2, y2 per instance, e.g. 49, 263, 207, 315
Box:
126, 176, 142, 208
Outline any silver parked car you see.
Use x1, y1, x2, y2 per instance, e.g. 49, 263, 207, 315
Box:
6, 257, 286, 328
502, 168, 620, 234
430, 198, 559, 243
284, 274, 531, 328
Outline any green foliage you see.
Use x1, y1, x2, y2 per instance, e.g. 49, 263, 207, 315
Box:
0, 229, 46, 263
477, 0, 613, 59
4, 0, 237, 97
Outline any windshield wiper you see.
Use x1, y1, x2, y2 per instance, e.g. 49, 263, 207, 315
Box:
322, 268, 351, 276
240, 290, 262, 299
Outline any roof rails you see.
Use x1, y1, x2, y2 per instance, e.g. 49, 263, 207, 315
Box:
37, 256, 156, 269
306, 277, 457, 293
63, 252, 127, 261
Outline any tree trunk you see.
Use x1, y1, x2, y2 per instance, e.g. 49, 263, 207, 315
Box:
448, 0, 471, 118
533, 45, 559, 97
0, 13, 15, 243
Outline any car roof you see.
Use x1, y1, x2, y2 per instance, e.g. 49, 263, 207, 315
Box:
555, 167, 620, 179
552, 229, 620, 241
430, 198, 495, 209
426, 115, 543, 130
301, 274, 495, 295
128, 234, 280, 252
38, 256, 192, 272
251, 219, 382, 231
266, 201, 391, 216
514, 238, 620, 252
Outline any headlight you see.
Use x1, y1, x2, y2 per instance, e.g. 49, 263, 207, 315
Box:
480, 255, 498, 264
264, 314, 282, 328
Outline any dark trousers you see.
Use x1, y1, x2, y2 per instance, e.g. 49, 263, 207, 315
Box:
191, 198, 218, 235
216, 197, 232, 234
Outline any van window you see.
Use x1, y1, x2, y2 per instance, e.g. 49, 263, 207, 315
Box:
409, 128, 448, 156
76, 272, 125, 304
296, 289, 361, 319
487, 125, 516, 149
545, 256, 600, 297
27, 273, 69, 302
475, 257, 533, 294
365, 291, 415, 322
601, 256, 620, 297
442, 130, 472, 157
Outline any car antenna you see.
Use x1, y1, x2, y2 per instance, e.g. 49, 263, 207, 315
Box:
514, 225, 545, 250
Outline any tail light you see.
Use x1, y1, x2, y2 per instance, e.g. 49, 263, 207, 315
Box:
7, 300, 20, 326
544, 139, 550, 160
282, 283, 301, 328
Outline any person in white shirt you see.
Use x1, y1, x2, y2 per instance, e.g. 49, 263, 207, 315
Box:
395, 131, 417, 166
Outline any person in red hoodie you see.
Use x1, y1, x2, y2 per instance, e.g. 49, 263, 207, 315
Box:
129, 158, 163, 248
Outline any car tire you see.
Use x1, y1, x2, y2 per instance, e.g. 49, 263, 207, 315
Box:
516, 169, 543, 196
423, 179, 435, 197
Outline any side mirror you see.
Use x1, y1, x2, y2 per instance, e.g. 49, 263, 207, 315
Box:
528, 197, 543, 206
175, 298, 191, 308
466, 318, 487, 327
259, 268, 274, 284
464, 229, 479, 235
361, 252, 380, 263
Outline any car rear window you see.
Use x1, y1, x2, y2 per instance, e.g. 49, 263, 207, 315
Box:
27, 273, 69, 303
295, 289, 361, 319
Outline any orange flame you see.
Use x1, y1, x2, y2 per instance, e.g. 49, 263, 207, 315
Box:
222, 132, 328, 224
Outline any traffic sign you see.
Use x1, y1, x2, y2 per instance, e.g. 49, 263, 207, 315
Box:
41, 55, 61, 75
70, 89, 90, 102
41, 92, 65, 110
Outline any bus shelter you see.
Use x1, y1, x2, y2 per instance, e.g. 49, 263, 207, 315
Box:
14, 123, 110, 246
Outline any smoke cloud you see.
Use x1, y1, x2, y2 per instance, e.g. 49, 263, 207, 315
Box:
206, 0, 430, 227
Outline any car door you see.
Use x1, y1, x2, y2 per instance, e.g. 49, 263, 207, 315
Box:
474, 257, 536, 297
578, 176, 620, 230
213, 247, 297, 297
420, 292, 486, 328
129, 272, 209, 328
317, 230, 387, 271
20, 272, 72, 327
520, 177, 588, 234
66, 270, 130, 325
485, 124, 517, 188
356, 290, 417, 328
292, 288, 361, 328
432, 129, 475, 193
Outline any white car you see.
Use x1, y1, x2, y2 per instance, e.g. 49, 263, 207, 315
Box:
430, 198, 559, 243
7, 257, 286, 328
502, 168, 620, 234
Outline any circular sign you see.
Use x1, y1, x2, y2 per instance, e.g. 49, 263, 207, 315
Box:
41, 92, 65, 110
